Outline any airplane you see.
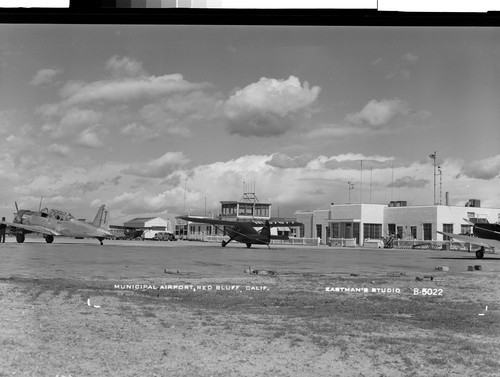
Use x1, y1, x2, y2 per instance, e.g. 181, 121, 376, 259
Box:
1, 203, 113, 245
176, 215, 301, 249
437, 218, 500, 259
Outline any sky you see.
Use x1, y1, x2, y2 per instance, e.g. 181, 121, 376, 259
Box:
0, 24, 499, 224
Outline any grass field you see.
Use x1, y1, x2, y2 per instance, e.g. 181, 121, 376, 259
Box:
1, 270, 498, 377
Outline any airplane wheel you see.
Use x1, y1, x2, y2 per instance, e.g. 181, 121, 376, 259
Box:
476, 249, 484, 259
45, 235, 54, 243
221, 240, 227, 247
246, 243, 251, 248
16, 234, 25, 243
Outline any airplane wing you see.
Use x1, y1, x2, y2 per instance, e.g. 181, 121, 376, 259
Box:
176, 216, 240, 226
109, 225, 164, 230
437, 231, 500, 250
177, 216, 302, 227
1, 221, 62, 236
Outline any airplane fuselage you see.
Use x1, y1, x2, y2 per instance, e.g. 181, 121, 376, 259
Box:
9, 207, 112, 243
226, 227, 269, 246
474, 223, 500, 241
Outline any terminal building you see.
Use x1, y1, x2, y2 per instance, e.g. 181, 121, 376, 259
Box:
178, 192, 299, 239
296, 199, 500, 246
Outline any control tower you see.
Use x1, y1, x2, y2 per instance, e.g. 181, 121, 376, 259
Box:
220, 192, 271, 222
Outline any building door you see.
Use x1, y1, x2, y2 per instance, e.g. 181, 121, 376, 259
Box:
316, 224, 322, 240
423, 223, 432, 240
345, 223, 352, 238
353, 223, 360, 245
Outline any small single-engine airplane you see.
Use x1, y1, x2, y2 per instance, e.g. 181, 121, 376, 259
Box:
1, 203, 113, 245
438, 219, 500, 259
176, 215, 301, 249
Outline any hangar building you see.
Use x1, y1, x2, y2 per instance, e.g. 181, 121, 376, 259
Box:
123, 217, 171, 239
296, 200, 500, 246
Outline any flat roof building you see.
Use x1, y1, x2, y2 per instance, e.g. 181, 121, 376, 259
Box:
297, 201, 500, 246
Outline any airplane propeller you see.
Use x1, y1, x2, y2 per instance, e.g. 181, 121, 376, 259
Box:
15, 201, 19, 212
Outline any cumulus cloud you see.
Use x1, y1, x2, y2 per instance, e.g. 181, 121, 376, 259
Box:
345, 98, 410, 127
305, 124, 366, 140
109, 189, 183, 215
123, 152, 190, 178
460, 155, 500, 180
48, 143, 70, 157
105, 56, 146, 78
120, 122, 156, 140
385, 69, 411, 80
265, 153, 314, 169
402, 52, 419, 64
30, 68, 61, 86
59, 74, 212, 107
388, 176, 429, 188
324, 155, 395, 170
224, 76, 321, 137
76, 128, 105, 149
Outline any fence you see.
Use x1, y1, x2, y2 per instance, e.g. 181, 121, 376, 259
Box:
328, 238, 357, 247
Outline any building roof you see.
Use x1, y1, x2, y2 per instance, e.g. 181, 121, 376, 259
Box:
125, 217, 157, 223
123, 217, 169, 226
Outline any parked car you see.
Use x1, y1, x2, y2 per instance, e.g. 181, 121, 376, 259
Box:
152, 232, 177, 241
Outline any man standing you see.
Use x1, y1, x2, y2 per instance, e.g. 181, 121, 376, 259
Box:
0, 217, 6, 243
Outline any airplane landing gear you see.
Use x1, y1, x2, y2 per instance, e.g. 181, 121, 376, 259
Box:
45, 235, 54, 243
221, 240, 227, 247
16, 234, 25, 243
246, 243, 251, 248
476, 247, 485, 259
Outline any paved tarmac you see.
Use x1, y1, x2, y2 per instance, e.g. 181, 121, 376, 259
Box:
0, 237, 499, 281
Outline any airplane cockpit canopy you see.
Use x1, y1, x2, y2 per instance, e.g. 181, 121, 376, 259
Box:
47, 209, 74, 221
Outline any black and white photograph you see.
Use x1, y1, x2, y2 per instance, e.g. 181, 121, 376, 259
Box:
0, 4, 499, 376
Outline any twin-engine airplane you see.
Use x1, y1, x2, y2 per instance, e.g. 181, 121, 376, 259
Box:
1, 203, 113, 245
438, 219, 500, 259
177, 216, 301, 249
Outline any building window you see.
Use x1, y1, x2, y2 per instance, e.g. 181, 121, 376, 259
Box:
388, 224, 396, 236
363, 223, 382, 239
410, 226, 417, 239
442, 224, 453, 240
461, 224, 472, 235
423, 223, 432, 240
239, 204, 253, 216
397, 226, 403, 239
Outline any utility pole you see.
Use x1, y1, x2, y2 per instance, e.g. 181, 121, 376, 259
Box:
429, 151, 437, 205
438, 166, 442, 205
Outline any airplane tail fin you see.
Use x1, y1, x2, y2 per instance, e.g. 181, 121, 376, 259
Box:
259, 220, 271, 242
92, 205, 109, 229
